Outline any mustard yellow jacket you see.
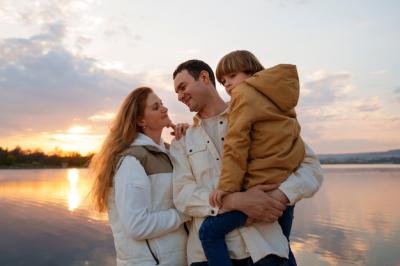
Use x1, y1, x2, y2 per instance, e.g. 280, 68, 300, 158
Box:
218, 64, 305, 193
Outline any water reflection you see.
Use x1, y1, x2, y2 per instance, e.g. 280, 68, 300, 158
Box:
67, 169, 80, 211
0, 169, 114, 266
0, 169, 107, 221
291, 166, 400, 266
0, 166, 399, 266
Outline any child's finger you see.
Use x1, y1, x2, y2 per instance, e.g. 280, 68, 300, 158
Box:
216, 194, 222, 207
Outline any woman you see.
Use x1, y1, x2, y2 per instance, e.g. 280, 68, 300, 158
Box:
90, 87, 189, 266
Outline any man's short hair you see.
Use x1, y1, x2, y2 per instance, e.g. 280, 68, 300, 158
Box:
173, 59, 216, 87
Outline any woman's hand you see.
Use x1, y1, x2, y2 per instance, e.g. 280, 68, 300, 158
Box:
168, 123, 189, 140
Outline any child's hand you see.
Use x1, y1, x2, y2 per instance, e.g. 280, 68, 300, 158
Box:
209, 189, 229, 208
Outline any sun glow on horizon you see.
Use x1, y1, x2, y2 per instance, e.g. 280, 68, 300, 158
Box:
0, 125, 106, 156
43, 125, 103, 155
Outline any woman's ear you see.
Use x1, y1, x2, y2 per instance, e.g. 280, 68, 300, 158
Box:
137, 118, 145, 128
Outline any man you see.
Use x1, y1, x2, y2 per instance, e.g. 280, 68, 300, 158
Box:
170, 59, 323, 266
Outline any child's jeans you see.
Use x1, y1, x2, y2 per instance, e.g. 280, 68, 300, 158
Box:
279, 205, 296, 266
199, 205, 296, 266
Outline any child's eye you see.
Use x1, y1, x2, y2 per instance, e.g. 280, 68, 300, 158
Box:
221, 80, 226, 85
230, 73, 237, 78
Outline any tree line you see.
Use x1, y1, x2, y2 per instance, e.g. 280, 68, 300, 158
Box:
0, 146, 93, 168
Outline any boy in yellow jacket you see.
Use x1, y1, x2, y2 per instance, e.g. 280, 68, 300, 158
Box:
199, 50, 305, 266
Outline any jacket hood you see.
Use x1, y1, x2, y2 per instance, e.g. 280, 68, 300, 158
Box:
244, 64, 300, 112
131, 133, 167, 153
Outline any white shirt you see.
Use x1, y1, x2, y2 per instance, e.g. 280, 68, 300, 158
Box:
170, 110, 323, 264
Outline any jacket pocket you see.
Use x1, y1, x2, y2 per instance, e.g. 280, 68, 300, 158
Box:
186, 143, 216, 187
186, 143, 207, 155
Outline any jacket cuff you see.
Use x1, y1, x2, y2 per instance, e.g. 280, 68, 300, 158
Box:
278, 184, 299, 206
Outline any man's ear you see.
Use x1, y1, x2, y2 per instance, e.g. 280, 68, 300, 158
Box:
199, 70, 210, 84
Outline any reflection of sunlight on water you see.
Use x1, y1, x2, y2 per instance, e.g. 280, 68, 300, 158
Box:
67, 169, 80, 211
1, 167, 399, 265
291, 167, 400, 266
0, 169, 108, 221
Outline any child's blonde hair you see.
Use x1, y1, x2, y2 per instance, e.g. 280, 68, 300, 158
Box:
216, 50, 264, 84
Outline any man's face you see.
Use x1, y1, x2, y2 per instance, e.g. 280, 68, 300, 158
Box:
174, 70, 208, 112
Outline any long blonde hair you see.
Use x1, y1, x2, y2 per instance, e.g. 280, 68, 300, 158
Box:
90, 87, 152, 212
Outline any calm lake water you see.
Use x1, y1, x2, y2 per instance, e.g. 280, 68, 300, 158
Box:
0, 165, 399, 266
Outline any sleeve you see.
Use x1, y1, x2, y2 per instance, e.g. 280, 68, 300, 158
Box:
217, 90, 255, 192
114, 156, 188, 241
278, 143, 324, 205
170, 139, 219, 217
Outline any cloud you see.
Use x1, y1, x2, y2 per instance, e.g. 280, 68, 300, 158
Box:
353, 97, 382, 112
10, 0, 98, 27
103, 21, 143, 44
0, 17, 190, 152
0, 22, 144, 138
1, 0, 103, 54
295, 70, 400, 152
300, 70, 353, 107
88, 112, 115, 122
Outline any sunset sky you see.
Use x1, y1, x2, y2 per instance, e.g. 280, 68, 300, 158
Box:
1, 0, 399, 155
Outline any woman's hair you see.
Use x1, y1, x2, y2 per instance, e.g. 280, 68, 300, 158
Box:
216, 50, 264, 84
89, 86, 152, 212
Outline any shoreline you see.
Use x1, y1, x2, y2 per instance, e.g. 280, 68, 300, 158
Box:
1, 162, 399, 170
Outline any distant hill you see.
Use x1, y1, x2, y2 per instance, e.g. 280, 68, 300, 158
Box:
318, 149, 400, 164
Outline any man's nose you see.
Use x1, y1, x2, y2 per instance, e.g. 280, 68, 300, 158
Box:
178, 91, 184, 101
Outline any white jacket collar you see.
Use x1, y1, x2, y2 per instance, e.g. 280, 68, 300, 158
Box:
131, 133, 167, 153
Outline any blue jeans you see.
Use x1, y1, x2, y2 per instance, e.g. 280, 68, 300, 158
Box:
199, 211, 247, 266
279, 205, 296, 266
190, 254, 288, 266
199, 206, 296, 266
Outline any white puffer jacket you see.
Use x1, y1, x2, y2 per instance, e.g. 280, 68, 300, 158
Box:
108, 133, 189, 266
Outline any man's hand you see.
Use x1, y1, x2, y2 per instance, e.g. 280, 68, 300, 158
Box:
221, 183, 287, 223
267, 188, 290, 205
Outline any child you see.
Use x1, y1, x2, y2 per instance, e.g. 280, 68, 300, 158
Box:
199, 50, 305, 266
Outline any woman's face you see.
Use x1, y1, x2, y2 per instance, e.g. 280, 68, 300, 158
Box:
139, 92, 171, 131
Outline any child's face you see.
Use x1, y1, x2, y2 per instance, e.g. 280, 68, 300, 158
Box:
221, 72, 251, 96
